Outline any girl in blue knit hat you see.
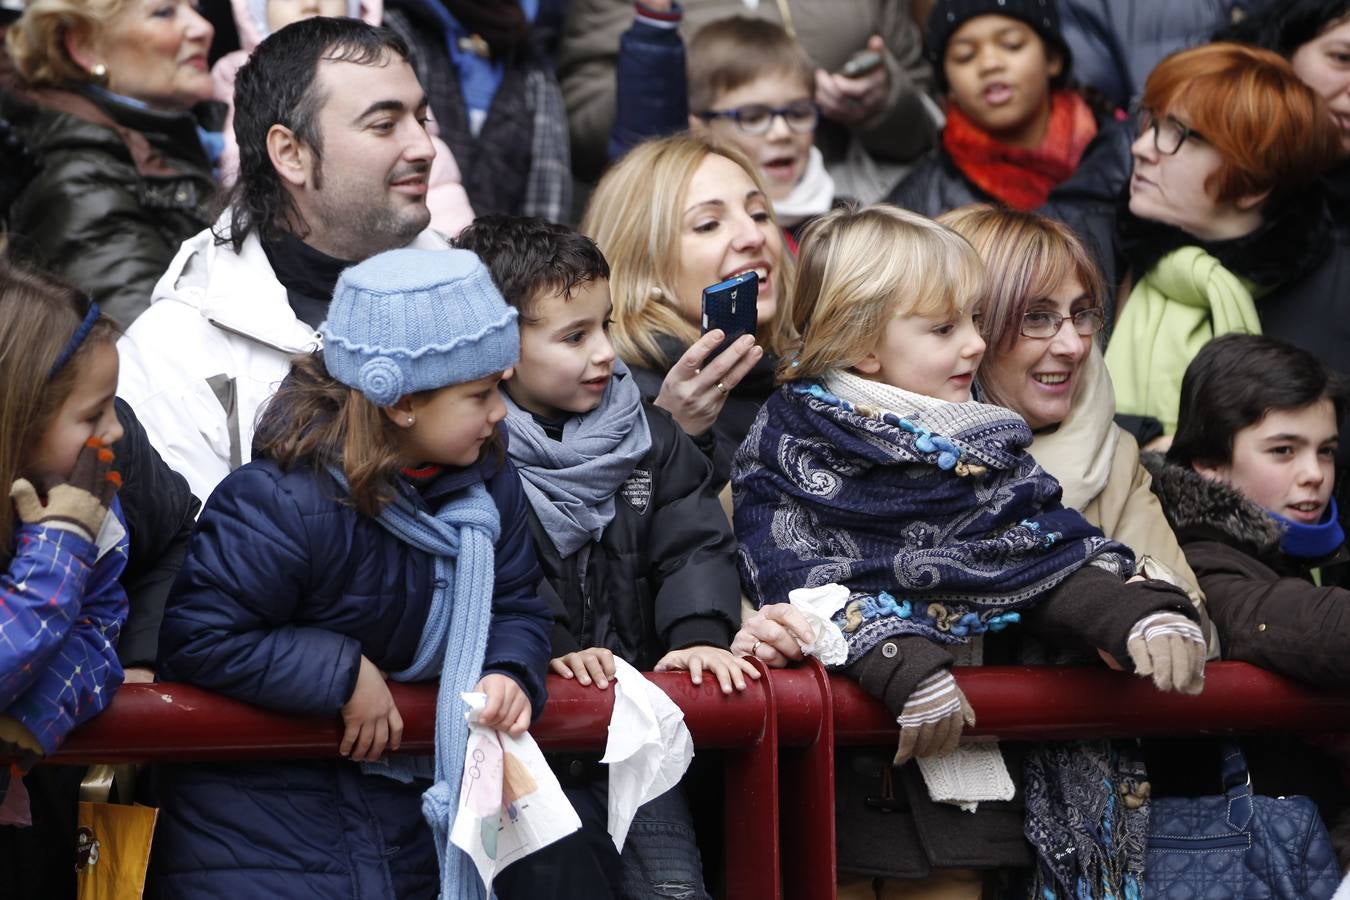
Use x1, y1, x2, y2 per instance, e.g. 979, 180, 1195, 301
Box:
731, 205, 1208, 898
151, 248, 558, 899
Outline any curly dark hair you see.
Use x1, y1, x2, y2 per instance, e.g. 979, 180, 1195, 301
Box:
453, 216, 611, 323
1216, 0, 1350, 57
219, 17, 410, 252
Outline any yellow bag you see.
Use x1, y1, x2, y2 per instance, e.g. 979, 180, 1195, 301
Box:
75, 765, 157, 900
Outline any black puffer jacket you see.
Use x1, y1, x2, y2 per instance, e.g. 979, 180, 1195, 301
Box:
1143, 453, 1350, 686
113, 398, 200, 669
2, 86, 216, 325
530, 404, 741, 671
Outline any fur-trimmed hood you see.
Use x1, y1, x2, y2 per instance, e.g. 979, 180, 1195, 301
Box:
1140, 452, 1285, 558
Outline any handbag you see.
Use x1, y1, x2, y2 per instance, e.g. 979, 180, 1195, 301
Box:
1145, 740, 1341, 899
75, 764, 158, 900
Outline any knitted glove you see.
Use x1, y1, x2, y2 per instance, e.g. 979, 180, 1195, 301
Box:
10, 438, 120, 542
1126, 612, 1206, 695
894, 670, 975, 766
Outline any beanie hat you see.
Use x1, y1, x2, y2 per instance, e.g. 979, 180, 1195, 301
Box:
924, 0, 1072, 90
320, 248, 519, 406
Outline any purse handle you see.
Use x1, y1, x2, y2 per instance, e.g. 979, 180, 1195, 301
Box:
1219, 739, 1254, 832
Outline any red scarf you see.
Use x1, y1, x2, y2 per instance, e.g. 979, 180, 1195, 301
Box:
943, 90, 1098, 211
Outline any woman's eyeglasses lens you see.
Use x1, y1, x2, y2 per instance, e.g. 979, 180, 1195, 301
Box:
1021, 308, 1106, 339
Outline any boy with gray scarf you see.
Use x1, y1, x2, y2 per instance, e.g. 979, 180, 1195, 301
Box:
455, 215, 751, 900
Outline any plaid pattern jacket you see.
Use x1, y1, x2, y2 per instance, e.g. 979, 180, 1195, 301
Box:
383, 3, 572, 224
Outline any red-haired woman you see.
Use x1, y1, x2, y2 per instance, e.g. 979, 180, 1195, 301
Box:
1103, 42, 1345, 449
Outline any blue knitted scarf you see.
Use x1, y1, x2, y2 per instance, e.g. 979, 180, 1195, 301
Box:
732, 376, 1133, 663
330, 466, 500, 900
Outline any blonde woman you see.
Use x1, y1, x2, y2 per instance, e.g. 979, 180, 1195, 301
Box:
581, 133, 797, 484
4, 0, 218, 324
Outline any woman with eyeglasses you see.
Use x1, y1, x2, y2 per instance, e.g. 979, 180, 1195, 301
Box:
1104, 42, 1343, 449
943, 204, 1210, 634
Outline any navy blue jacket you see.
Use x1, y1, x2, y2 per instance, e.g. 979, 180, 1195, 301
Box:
151, 446, 552, 898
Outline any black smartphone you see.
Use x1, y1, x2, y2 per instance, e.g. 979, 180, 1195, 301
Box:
838, 48, 883, 79
700, 271, 759, 362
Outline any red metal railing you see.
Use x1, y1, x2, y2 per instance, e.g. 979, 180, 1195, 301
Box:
41, 662, 1350, 900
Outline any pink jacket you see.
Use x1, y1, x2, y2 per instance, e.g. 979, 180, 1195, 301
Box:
210, 0, 475, 237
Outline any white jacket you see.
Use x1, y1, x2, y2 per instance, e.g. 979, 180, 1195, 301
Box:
117, 219, 450, 505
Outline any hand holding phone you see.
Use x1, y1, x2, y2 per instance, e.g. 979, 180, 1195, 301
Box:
838, 48, 883, 79
701, 271, 759, 363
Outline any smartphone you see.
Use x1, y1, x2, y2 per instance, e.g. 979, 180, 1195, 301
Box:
839, 48, 883, 79
701, 271, 758, 362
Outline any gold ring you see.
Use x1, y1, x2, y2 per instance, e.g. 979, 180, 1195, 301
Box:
716, 381, 729, 395
751, 640, 762, 656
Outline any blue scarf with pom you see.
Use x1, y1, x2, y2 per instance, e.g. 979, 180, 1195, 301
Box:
732, 372, 1134, 664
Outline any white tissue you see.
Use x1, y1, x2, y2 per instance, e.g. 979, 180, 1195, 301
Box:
450, 692, 581, 890
601, 658, 695, 851
786, 583, 851, 665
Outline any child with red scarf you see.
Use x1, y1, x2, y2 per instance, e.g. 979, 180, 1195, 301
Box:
887, 0, 1118, 218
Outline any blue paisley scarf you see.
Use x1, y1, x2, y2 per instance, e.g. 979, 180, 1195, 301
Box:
732, 372, 1133, 664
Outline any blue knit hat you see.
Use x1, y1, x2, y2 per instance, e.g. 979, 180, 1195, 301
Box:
320, 248, 519, 406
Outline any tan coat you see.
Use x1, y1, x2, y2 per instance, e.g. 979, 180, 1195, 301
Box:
1027, 350, 1217, 654
559, 0, 936, 185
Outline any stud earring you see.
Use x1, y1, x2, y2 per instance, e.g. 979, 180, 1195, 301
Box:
90, 63, 109, 85
406, 415, 415, 425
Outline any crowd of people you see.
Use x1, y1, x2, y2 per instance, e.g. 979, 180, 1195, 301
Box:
0, 0, 1348, 898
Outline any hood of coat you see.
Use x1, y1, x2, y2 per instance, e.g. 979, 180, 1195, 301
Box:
1140, 451, 1285, 558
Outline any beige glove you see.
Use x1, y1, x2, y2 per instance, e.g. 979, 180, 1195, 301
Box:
10, 438, 120, 542
894, 670, 975, 765
1126, 612, 1206, 695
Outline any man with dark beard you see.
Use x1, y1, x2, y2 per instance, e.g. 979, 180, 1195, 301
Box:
117, 17, 448, 504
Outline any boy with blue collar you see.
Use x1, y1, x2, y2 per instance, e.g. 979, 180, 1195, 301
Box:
1146, 333, 1349, 683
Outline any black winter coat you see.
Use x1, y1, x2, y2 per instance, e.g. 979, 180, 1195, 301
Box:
630, 333, 779, 488
1112, 189, 1350, 481
152, 448, 552, 897
530, 404, 741, 671
1142, 453, 1350, 686
836, 566, 1198, 878
113, 398, 199, 669
2, 86, 216, 326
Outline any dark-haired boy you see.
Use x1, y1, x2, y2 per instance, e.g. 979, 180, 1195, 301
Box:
455, 215, 751, 900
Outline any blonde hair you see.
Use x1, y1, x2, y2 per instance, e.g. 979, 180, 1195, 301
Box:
938, 204, 1104, 359
580, 133, 797, 371
0, 263, 119, 562
6, 0, 133, 87
786, 204, 987, 383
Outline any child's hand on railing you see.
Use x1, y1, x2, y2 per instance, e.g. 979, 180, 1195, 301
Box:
475, 673, 531, 736
549, 647, 616, 689
655, 645, 761, 694
340, 655, 403, 762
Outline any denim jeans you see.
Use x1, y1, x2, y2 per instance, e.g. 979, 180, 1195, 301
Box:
559, 772, 712, 900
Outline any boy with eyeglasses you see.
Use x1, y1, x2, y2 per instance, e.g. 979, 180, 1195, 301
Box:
685, 17, 841, 245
